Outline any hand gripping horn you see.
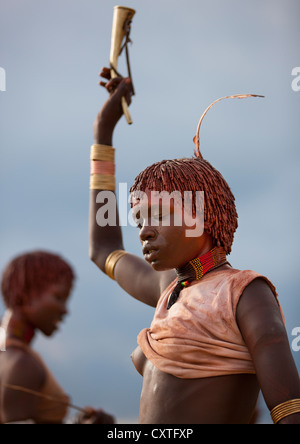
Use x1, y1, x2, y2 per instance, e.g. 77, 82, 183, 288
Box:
109, 5, 136, 124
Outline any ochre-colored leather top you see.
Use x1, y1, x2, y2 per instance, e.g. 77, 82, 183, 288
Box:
138, 268, 281, 379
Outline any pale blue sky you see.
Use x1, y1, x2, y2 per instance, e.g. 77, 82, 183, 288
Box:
0, 0, 299, 423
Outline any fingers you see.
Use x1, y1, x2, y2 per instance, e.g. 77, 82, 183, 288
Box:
95, 410, 115, 424
100, 76, 133, 106
98, 67, 113, 90
82, 406, 95, 417
99, 67, 133, 96
101, 76, 123, 94
78, 406, 95, 422
99, 67, 111, 80
81, 407, 115, 424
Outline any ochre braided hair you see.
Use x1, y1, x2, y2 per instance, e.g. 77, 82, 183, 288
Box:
1, 251, 75, 308
130, 157, 237, 254
130, 94, 264, 255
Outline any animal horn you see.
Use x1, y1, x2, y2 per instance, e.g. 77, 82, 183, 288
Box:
109, 6, 136, 124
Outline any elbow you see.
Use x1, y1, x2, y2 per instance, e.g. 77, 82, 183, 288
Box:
89, 246, 106, 271
89, 246, 97, 264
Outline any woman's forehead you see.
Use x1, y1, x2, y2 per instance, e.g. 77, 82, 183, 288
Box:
130, 188, 183, 208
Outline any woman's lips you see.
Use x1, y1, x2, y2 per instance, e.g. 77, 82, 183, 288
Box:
52, 317, 64, 330
144, 249, 160, 262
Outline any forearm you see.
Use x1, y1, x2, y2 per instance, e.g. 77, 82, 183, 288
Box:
89, 73, 133, 271
89, 126, 124, 272
245, 325, 300, 424
93, 120, 113, 146
253, 336, 300, 423
89, 190, 124, 271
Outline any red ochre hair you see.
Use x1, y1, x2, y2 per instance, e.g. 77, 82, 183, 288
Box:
130, 94, 264, 254
130, 157, 238, 255
1, 251, 75, 308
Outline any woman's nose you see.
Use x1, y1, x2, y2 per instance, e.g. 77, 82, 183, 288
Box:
139, 223, 157, 242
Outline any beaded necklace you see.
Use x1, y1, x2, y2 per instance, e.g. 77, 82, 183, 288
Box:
167, 246, 229, 309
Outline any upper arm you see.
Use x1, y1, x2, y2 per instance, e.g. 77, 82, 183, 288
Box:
236, 278, 285, 353
2, 351, 46, 423
236, 278, 300, 414
114, 253, 176, 307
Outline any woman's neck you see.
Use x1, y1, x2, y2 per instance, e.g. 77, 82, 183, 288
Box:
2, 310, 35, 344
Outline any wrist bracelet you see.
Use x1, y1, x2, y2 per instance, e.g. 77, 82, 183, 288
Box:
105, 250, 128, 280
90, 174, 116, 191
90, 144, 116, 190
270, 399, 300, 424
90, 160, 115, 175
91, 144, 115, 162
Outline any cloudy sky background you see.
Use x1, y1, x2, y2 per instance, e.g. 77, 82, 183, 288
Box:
0, 0, 299, 423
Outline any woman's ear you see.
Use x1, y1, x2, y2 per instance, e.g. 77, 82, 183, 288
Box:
14, 290, 32, 310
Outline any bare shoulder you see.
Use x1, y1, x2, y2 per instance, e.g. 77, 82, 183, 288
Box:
237, 276, 280, 316
3, 346, 46, 390
236, 277, 286, 348
1, 347, 47, 423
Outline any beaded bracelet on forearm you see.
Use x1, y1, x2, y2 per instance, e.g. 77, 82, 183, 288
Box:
90, 147, 128, 279
270, 399, 300, 424
90, 144, 116, 190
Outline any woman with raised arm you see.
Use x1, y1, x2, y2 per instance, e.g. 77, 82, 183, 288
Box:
0, 250, 115, 424
89, 68, 300, 424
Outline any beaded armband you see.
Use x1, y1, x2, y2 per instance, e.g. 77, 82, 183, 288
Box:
90, 144, 115, 190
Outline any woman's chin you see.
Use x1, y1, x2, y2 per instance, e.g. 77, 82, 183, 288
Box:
149, 260, 173, 272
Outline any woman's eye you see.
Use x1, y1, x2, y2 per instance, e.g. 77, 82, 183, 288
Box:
153, 211, 169, 221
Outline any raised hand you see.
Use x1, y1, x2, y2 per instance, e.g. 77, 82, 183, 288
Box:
93, 67, 133, 144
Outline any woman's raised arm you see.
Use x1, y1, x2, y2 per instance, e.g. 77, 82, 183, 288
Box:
89, 69, 171, 307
